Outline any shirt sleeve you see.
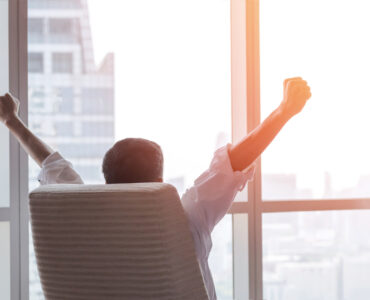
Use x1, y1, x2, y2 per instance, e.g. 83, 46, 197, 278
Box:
181, 144, 255, 234
38, 152, 84, 185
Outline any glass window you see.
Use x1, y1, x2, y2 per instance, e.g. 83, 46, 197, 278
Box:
28, 53, 43, 73
49, 19, 73, 34
0, 222, 10, 300
48, 18, 77, 43
260, 0, 370, 200
54, 122, 74, 137
209, 215, 233, 299
52, 52, 73, 73
263, 210, 370, 300
29, 0, 82, 9
28, 18, 43, 43
29, 87, 46, 113
28, 0, 232, 298
81, 88, 114, 114
55, 87, 74, 114
29, 18, 43, 34
57, 143, 111, 158
74, 165, 104, 183
81, 122, 114, 137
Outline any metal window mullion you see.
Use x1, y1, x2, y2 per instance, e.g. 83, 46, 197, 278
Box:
9, 0, 29, 299
9, 0, 20, 298
228, 202, 249, 214
262, 198, 370, 213
18, 0, 29, 298
245, 0, 262, 299
231, 0, 250, 299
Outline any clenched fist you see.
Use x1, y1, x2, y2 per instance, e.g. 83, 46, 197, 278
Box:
280, 77, 311, 118
0, 93, 20, 124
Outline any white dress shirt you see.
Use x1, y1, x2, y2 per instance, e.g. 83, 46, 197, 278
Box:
38, 145, 255, 299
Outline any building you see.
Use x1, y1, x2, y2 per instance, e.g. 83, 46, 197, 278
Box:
28, 0, 115, 298
28, 0, 114, 186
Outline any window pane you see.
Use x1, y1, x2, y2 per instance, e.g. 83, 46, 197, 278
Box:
263, 211, 370, 300
209, 215, 233, 300
81, 88, 114, 114
49, 18, 78, 43
29, 0, 231, 298
28, 18, 43, 43
29, 0, 82, 9
49, 19, 73, 34
81, 122, 114, 137
0, 0, 10, 208
52, 52, 73, 73
0, 222, 10, 300
28, 53, 43, 73
261, 0, 370, 200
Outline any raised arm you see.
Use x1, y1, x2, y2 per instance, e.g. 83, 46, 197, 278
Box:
229, 77, 311, 171
0, 93, 53, 167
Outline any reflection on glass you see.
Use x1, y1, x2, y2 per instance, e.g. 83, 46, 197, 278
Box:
28, 0, 232, 298
263, 211, 370, 300
0, 0, 10, 208
0, 222, 10, 300
261, 0, 370, 200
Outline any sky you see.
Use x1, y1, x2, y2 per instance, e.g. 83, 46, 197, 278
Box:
88, 0, 231, 187
260, 0, 370, 196
87, 0, 370, 198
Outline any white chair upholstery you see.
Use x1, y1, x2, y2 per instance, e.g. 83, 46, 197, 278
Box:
29, 183, 209, 300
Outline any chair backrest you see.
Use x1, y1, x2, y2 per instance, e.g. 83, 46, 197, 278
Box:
29, 183, 209, 300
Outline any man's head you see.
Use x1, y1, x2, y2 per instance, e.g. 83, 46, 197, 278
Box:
102, 138, 164, 184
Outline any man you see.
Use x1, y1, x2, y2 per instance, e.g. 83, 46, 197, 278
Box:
0, 77, 311, 299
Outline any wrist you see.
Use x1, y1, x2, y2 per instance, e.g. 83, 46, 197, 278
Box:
5, 114, 21, 129
277, 103, 293, 121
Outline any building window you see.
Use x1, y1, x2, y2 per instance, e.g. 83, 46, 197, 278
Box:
53, 122, 74, 137
28, 18, 43, 43
57, 143, 112, 159
29, 0, 82, 9
52, 52, 73, 73
49, 19, 73, 35
73, 165, 104, 182
81, 88, 114, 114
29, 87, 46, 113
28, 53, 43, 73
48, 18, 77, 43
81, 122, 114, 137
55, 87, 74, 114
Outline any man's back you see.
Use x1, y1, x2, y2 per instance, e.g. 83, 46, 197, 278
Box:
30, 183, 209, 300
37, 145, 255, 299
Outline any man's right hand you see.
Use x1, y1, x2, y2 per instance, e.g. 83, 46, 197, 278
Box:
0, 93, 20, 125
279, 77, 311, 119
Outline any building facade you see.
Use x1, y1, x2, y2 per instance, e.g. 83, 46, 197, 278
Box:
28, 0, 115, 298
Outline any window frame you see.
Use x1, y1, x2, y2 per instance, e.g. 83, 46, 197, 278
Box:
228, 1, 370, 300
4, 0, 29, 299
13, 0, 370, 299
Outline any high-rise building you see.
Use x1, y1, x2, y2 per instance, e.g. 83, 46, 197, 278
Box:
28, 0, 114, 186
28, 0, 115, 298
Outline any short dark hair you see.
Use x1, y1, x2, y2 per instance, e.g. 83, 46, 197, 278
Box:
102, 138, 164, 184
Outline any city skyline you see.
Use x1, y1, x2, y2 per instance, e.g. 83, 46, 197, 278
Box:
26, 0, 370, 300
28, 0, 115, 298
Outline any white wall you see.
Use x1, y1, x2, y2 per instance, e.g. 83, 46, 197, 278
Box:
0, 0, 10, 208
0, 1, 10, 299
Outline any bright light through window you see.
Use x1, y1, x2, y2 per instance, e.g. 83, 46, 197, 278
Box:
28, 0, 233, 299
261, 0, 370, 200
263, 210, 370, 300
